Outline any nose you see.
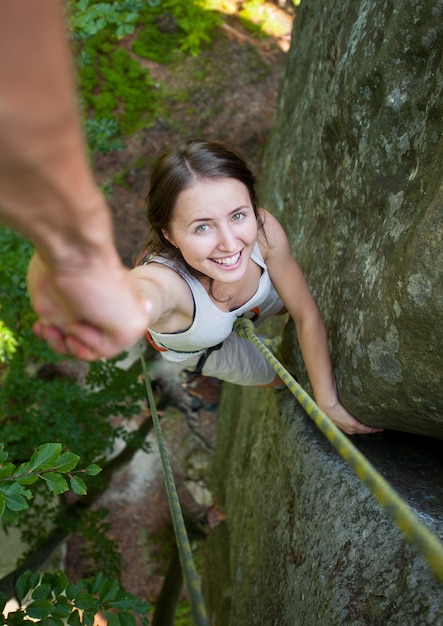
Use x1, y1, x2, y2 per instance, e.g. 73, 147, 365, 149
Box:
217, 225, 237, 251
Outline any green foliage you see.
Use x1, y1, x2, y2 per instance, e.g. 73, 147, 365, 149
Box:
77, 35, 160, 138
132, 0, 222, 62
69, 0, 223, 152
0, 569, 151, 625
0, 443, 101, 525
0, 226, 55, 362
0, 228, 144, 454
84, 118, 124, 154
70, 0, 160, 150
0, 225, 147, 559
69, 0, 144, 40
0, 321, 17, 363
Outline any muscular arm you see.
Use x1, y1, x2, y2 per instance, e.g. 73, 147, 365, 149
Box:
0, 1, 149, 359
261, 211, 382, 435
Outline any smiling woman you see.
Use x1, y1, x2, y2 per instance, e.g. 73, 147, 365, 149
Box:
128, 139, 383, 435
163, 178, 258, 285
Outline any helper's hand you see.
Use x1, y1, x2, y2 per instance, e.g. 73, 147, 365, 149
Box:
27, 252, 151, 361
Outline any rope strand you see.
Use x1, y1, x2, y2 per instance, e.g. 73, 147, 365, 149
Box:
139, 347, 210, 626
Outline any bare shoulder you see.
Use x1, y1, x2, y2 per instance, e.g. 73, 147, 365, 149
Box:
132, 260, 184, 284
257, 208, 291, 261
131, 262, 194, 328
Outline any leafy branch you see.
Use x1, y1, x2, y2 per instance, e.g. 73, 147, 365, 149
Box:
0, 569, 150, 626
0, 443, 101, 524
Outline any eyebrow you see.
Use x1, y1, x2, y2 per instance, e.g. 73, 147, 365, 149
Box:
187, 206, 250, 227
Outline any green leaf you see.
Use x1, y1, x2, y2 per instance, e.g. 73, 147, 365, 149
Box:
13, 463, 39, 485
29, 570, 41, 589
67, 608, 82, 626
51, 596, 73, 619
0, 461, 15, 478
53, 452, 80, 473
118, 611, 136, 626
99, 578, 120, 604
69, 475, 87, 496
104, 611, 120, 626
1, 507, 19, 524
41, 572, 56, 588
2, 485, 30, 511
86, 464, 102, 476
134, 600, 151, 615
3, 494, 29, 511
47, 617, 65, 626
26, 598, 53, 620
41, 472, 69, 495
15, 570, 44, 604
15, 570, 32, 602
80, 610, 96, 626
88, 571, 105, 595
0, 493, 5, 518
74, 592, 97, 612
66, 581, 84, 600
109, 594, 138, 611
30, 443, 62, 471
31, 582, 52, 600
53, 571, 68, 596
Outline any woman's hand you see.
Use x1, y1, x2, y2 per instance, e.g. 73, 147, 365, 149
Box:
318, 398, 384, 435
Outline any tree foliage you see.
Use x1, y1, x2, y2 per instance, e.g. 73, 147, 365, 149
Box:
70, 0, 222, 151
0, 443, 101, 524
0, 222, 148, 617
0, 569, 150, 626
0, 0, 227, 620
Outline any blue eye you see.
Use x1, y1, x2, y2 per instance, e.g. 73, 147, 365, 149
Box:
196, 224, 208, 233
232, 212, 244, 221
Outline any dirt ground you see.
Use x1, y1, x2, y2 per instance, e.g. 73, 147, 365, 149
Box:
65, 4, 293, 620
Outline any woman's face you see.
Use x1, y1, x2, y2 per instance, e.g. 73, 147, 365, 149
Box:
163, 178, 258, 284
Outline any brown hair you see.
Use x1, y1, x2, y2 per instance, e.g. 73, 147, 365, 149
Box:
136, 138, 263, 267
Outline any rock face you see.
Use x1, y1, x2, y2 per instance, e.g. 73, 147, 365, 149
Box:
204, 1, 443, 624
262, 0, 442, 438
204, 388, 443, 625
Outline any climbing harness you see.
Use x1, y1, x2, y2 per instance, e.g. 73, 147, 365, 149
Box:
146, 328, 223, 376
139, 347, 210, 626
234, 317, 443, 583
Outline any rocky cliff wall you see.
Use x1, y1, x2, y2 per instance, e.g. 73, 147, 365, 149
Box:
204, 386, 443, 625
204, 1, 443, 623
263, 0, 442, 438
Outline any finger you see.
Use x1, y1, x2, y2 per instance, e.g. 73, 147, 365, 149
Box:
350, 425, 384, 435
65, 335, 100, 361
33, 322, 69, 354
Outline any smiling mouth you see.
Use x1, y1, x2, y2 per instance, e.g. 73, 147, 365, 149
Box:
211, 251, 241, 266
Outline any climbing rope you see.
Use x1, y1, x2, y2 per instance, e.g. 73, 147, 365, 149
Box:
234, 317, 443, 583
139, 348, 210, 626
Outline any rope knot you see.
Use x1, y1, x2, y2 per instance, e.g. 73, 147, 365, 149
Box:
234, 317, 254, 339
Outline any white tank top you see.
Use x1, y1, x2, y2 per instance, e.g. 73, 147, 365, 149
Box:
147, 243, 283, 359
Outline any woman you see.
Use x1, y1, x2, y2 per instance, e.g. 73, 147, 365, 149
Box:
132, 139, 382, 435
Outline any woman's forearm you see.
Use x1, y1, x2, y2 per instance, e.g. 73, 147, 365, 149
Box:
295, 313, 339, 411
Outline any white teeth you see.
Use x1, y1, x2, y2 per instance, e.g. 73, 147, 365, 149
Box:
212, 252, 240, 266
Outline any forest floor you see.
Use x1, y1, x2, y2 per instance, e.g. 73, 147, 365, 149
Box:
65, 3, 294, 622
